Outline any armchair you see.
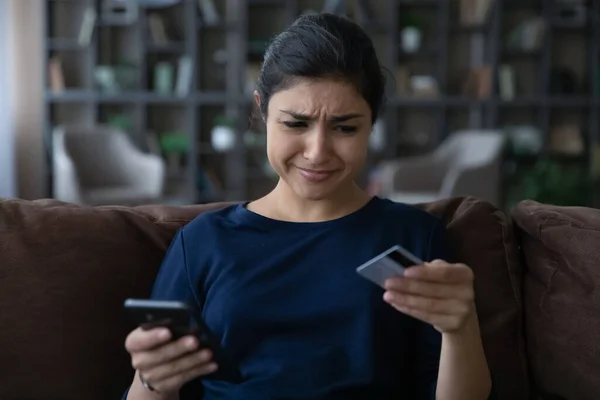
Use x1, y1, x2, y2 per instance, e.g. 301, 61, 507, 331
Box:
378, 130, 506, 206
52, 125, 166, 206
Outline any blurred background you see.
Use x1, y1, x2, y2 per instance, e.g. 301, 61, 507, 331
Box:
0, 0, 598, 211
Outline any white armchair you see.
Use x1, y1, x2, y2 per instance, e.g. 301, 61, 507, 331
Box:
378, 130, 506, 206
52, 125, 166, 206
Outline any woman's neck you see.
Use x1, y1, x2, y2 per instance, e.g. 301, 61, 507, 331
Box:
249, 180, 372, 223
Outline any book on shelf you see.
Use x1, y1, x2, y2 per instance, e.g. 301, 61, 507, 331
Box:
198, 0, 220, 26
506, 17, 546, 52
395, 66, 411, 96
175, 56, 193, 97
462, 66, 492, 99
78, 7, 97, 46
459, 0, 492, 27
549, 124, 584, 156
498, 65, 516, 101
148, 13, 168, 44
154, 62, 174, 94
48, 57, 65, 93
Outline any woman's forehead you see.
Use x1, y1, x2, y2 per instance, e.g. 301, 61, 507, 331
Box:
268, 79, 370, 115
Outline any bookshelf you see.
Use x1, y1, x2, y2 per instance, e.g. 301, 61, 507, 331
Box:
43, 0, 600, 207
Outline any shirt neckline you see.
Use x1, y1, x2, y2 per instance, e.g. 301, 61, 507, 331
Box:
233, 196, 382, 229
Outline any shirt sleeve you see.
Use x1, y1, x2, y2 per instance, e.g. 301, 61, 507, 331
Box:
121, 229, 204, 400
413, 218, 451, 400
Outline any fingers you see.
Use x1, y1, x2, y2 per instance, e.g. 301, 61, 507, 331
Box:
385, 260, 476, 332
149, 361, 219, 393
384, 277, 474, 302
125, 327, 171, 353
142, 348, 217, 383
389, 304, 466, 332
404, 261, 473, 284
383, 291, 472, 315
131, 335, 199, 371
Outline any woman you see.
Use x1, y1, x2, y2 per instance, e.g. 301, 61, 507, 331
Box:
123, 13, 492, 400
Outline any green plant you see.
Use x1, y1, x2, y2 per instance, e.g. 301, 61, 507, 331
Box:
213, 115, 236, 129
107, 113, 132, 132
159, 131, 189, 154
506, 157, 592, 209
400, 13, 425, 30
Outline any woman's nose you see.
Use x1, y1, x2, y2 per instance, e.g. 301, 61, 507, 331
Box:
302, 126, 332, 164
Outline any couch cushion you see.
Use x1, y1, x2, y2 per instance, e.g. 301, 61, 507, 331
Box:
0, 197, 528, 400
422, 197, 530, 400
512, 200, 600, 400
0, 199, 226, 400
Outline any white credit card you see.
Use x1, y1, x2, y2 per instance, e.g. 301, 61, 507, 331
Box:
356, 244, 424, 289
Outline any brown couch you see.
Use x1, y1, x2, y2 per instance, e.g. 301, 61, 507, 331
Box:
0, 196, 597, 400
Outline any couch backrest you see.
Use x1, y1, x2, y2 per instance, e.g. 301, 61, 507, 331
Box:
0, 197, 529, 400
422, 197, 529, 399
512, 201, 600, 400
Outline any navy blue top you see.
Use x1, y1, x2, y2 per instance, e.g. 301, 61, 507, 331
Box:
124, 197, 452, 399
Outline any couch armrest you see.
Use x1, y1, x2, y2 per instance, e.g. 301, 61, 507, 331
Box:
378, 156, 447, 195
52, 132, 82, 203
121, 151, 166, 197
441, 161, 501, 206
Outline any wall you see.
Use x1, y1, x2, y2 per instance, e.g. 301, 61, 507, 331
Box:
11, 0, 45, 199
0, 0, 16, 197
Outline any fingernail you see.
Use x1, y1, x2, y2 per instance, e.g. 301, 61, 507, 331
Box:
200, 350, 212, 360
186, 337, 197, 348
383, 291, 392, 302
158, 329, 170, 339
209, 363, 218, 372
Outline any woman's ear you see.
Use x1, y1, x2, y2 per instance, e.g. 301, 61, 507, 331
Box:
253, 90, 261, 108
254, 90, 266, 122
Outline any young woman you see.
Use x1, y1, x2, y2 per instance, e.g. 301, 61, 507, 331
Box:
123, 13, 492, 400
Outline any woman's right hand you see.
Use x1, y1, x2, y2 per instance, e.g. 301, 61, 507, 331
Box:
125, 327, 218, 395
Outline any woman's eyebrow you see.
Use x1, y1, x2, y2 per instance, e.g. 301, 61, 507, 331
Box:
279, 110, 364, 122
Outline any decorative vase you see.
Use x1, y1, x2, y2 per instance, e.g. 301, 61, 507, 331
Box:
401, 27, 421, 53
211, 125, 236, 152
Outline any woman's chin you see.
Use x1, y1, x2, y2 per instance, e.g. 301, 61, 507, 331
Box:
289, 181, 341, 201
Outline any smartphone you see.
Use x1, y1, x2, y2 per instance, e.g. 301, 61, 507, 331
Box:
124, 299, 242, 383
356, 244, 424, 289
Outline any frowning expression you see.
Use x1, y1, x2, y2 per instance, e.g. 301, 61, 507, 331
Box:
259, 78, 372, 201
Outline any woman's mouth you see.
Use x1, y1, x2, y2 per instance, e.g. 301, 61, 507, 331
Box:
296, 167, 337, 183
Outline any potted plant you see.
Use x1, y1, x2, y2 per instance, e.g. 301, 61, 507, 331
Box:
211, 115, 237, 152
505, 157, 592, 209
400, 13, 425, 53
159, 131, 189, 177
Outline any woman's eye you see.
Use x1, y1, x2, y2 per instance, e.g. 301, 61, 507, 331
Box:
283, 121, 307, 128
335, 125, 357, 133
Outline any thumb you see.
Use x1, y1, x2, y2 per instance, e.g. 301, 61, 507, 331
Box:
125, 327, 171, 353
425, 259, 446, 266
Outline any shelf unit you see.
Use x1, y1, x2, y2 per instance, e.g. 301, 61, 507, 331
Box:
43, 0, 266, 204
389, 0, 599, 207
42, 0, 600, 206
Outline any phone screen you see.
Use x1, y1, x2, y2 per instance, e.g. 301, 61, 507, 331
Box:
124, 299, 243, 383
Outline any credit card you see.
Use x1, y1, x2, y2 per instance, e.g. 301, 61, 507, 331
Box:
356, 244, 424, 289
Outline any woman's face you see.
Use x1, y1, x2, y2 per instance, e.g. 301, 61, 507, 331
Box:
258, 78, 372, 201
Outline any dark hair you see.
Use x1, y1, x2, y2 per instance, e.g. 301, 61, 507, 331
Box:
256, 13, 386, 125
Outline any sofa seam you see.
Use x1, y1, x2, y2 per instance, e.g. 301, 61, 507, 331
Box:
496, 209, 531, 393
460, 199, 532, 391
496, 210, 522, 308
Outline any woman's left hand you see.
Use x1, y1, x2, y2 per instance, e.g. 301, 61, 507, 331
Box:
383, 259, 476, 333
